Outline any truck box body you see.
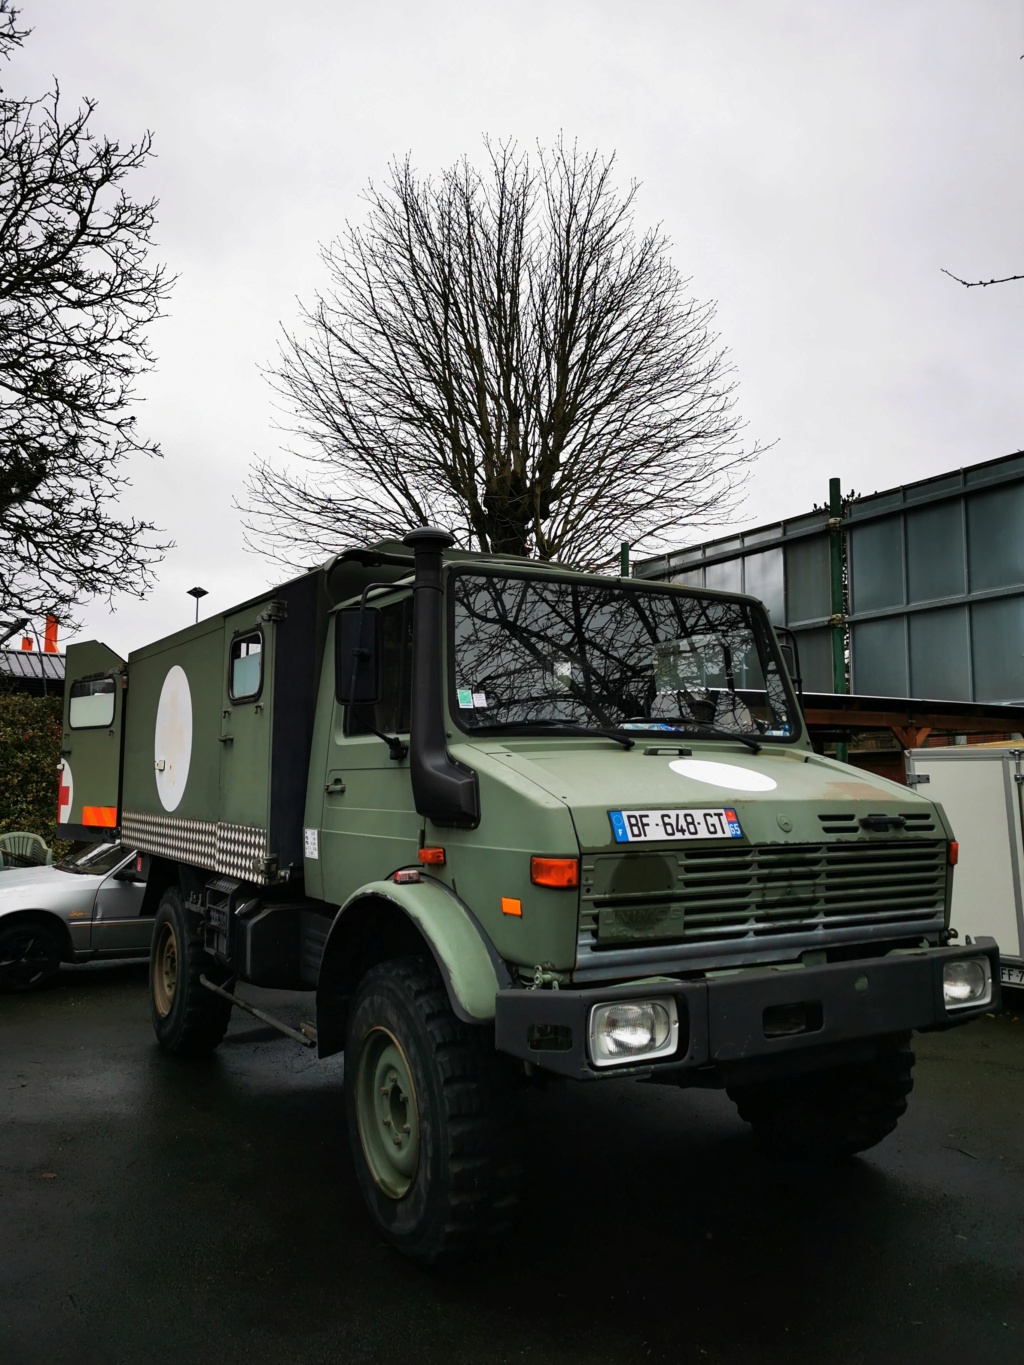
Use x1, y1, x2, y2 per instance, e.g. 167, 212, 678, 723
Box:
906, 744, 1024, 986
64, 570, 325, 882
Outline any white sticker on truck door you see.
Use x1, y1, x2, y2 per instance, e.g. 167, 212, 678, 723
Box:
154, 665, 192, 812
304, 828, 320, 859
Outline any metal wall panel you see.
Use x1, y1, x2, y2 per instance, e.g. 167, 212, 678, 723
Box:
967, 484, 1024, 592
783, 537, 830, 625
971, 597, 1024, 704
850, 618, 908, 696
743, 548, 785, 622
906, 502, 964, 603
849, 517, 903, 613
908, 606, 971, 700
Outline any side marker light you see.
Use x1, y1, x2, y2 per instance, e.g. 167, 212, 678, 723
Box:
501, 897, 522, 917
418, 846, 446, 866
948, 841, 959, 866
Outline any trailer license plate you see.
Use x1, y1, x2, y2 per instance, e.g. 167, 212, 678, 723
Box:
609, 808, 743, 842
1000, 964, 1024, 986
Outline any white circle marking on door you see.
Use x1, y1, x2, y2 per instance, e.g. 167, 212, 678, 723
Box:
668, 758, 778, 792
58, 758, 73, 823
154, 664, 193, 812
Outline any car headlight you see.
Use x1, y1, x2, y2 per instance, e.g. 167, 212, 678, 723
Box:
588, 998, 678, 1067
942, 957, 992, 1010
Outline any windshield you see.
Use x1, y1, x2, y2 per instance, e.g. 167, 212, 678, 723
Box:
450, 571, 798, 741
57, 842, 130, 876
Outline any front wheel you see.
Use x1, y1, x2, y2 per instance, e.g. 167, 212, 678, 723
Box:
345, 956, 523, 1266
727, 1032, 915, 1160
0, 921, 63, 992
150, 889, 233, 1055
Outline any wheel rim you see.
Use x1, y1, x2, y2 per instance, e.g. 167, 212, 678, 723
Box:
355, 1027, 420, 1199
152, 921, 178, 1018
0, 930, 54, 988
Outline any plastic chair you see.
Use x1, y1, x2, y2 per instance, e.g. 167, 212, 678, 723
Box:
0, 831, 52, 868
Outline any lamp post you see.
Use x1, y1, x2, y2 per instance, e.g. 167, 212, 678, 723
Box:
187, 586, 208, 624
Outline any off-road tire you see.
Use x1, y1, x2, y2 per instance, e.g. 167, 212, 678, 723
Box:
727, 1032, 915, 1160
0, 921, 63, 992
150, 888, 233, 1056
345, 955, 524, 1267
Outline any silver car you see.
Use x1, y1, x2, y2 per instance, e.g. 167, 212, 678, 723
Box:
0, 842, 151, 992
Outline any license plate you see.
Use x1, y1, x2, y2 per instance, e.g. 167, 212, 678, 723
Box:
609, 808, 743, 843
1000, 963, 1024, 986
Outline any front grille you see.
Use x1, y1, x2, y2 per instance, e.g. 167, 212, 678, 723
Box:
579, 839, 947, 954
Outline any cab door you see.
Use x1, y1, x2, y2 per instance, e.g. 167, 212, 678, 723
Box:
319, 595, 421, 904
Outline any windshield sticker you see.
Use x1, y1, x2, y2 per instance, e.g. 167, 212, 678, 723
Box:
457, 688, 474, 708
668, 758, 778, 792
610, 808, 743, 842
472, 692, 488, 708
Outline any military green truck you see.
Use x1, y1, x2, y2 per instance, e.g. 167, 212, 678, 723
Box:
59, 528, 999, 1264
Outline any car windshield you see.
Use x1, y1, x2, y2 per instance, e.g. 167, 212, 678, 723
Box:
57, 842, 129, 876
451, 571, 797, 741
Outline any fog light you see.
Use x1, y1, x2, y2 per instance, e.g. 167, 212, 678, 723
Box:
942, 957, 992, 1010
589, 998, 678, 1067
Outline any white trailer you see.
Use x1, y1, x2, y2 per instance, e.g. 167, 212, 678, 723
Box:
906, 745, 1024, 988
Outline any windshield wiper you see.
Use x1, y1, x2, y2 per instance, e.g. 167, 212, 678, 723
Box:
625, 718, 762, 753
476, 720, 635, 750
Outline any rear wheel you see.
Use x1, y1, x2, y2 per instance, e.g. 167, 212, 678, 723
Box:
150, 888, 233, 1055
728, 1033, 915, 1160
345, 956, 523, 1266
0, 921, 62, 992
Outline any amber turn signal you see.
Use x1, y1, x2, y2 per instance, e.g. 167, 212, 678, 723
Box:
530, 856, 580, 888
948, 841, 959, 866
418, 846, 446, 866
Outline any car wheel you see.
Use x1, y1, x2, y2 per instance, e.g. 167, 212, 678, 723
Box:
150, 888, 233, 1055
0, 921, 63, 992
345, 956, 523, 1266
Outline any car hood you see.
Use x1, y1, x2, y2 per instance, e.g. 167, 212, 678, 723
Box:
483, 741, 946, 851
0, 864, 99, 914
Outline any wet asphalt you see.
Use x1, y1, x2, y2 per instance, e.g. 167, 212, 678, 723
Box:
1, 963, 1021, 1365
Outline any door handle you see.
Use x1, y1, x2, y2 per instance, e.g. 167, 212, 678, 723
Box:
325, 778, 346, 795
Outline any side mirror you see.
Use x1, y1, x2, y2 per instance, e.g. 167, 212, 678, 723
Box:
336, 607, 383, 706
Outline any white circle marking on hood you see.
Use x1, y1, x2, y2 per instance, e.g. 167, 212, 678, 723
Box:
668, 758, 778, 792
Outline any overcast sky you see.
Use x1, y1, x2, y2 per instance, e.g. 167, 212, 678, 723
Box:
10, 0, 1024, 657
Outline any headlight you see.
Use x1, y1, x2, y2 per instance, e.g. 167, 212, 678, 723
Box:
589, 998, 678, 1067
942, 957, 992, 1010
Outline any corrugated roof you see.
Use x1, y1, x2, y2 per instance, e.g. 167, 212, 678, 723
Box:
0, 649, 65, 681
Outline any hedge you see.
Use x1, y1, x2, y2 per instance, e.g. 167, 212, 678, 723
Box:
0, 693, 64, 845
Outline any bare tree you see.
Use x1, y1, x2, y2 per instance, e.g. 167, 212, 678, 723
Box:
0, 2, 173, 627
244, 139, 761, 570
941, 268, 1024, 288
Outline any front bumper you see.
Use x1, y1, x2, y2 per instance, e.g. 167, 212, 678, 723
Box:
494, 939, 1000, 1080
